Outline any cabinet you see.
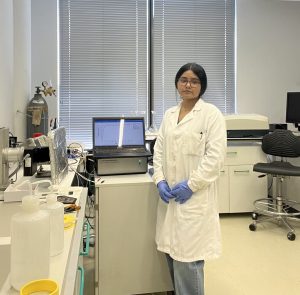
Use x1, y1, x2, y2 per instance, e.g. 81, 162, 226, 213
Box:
95, 174, 173, 295
218, 142, 268, 213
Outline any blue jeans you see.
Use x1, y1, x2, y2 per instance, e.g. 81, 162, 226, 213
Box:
166, 254, 205, 295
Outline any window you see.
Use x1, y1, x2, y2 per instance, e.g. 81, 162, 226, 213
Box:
152, 0, 235, 125
59, 0, 148, 147
59, 0, 235, 148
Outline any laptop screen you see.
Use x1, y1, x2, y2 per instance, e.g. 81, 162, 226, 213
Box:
93, 117, 145, 148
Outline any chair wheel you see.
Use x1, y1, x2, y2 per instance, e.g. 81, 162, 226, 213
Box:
287, 232, 296, 241
249, 223, 256, 231
252, 212, 258, 220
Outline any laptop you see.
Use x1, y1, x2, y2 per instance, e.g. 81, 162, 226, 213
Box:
93, 117, 152, 158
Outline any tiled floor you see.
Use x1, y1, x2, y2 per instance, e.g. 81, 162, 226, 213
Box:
84, 213, 300, 295
205, 214, 300, 295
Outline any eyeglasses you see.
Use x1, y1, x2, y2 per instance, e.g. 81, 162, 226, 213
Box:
178, 77, 200, 87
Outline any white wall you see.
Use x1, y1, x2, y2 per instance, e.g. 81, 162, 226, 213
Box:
31, 0, 57, 124
0, 0, 31, 141
13, 0, 31, 141
0, 0, 14, 131
236, 0, 300, 124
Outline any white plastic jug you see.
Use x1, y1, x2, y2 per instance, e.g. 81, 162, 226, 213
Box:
10, 195, 50, 291
42, 194, 64, 256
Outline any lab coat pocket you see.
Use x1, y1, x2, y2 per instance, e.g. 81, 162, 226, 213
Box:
177, 191, 208, 220
181, 132, 205, 156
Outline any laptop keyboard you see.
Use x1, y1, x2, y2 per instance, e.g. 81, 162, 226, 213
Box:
95, 147, 146, 154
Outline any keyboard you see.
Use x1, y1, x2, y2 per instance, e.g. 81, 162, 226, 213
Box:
95, 147, 147, 154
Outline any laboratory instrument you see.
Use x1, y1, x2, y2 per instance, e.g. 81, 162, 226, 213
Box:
225, 114, 269, 139
93, 117, 151, 175
0, 128, 24, 192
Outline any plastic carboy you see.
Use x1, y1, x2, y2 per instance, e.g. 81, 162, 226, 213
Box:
10, 195, 50, 291
42, 194, 64, 256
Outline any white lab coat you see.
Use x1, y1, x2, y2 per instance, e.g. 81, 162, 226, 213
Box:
153, 99, 227, 262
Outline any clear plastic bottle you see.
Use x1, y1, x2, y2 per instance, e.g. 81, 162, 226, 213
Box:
10, 195, 50, 290
42, 194, 64, 256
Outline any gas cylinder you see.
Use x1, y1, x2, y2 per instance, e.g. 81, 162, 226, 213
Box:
27, 86, 48, 138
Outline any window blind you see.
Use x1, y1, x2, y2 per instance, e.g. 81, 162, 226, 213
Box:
59, 0, 235, 148
59, 0, 148, 148
152, 0, 235, 126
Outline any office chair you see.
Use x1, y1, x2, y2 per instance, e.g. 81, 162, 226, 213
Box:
249, 129, 300, 241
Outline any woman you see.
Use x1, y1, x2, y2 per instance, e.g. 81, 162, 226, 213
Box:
153, 62, 227, 295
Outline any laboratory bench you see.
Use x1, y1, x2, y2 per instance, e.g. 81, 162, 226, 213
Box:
0, 163, 89, 295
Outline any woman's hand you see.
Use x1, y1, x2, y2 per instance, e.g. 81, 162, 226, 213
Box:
157, 181, 175, 203
171, 180, 193, 204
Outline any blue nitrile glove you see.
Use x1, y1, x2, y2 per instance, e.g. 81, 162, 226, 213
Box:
157, 181, 174, 204
171, 180, 193, 204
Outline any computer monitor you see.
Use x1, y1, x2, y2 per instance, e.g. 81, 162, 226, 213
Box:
286, 92, 300, 131
47, 127, 68, 185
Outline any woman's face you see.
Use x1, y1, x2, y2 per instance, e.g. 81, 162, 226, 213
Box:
177, 70, 201, 101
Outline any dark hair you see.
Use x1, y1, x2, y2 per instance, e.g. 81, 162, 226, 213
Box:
175, 63, 207, 98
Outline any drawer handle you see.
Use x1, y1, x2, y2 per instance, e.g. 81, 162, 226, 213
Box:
234, 170, 250, 174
